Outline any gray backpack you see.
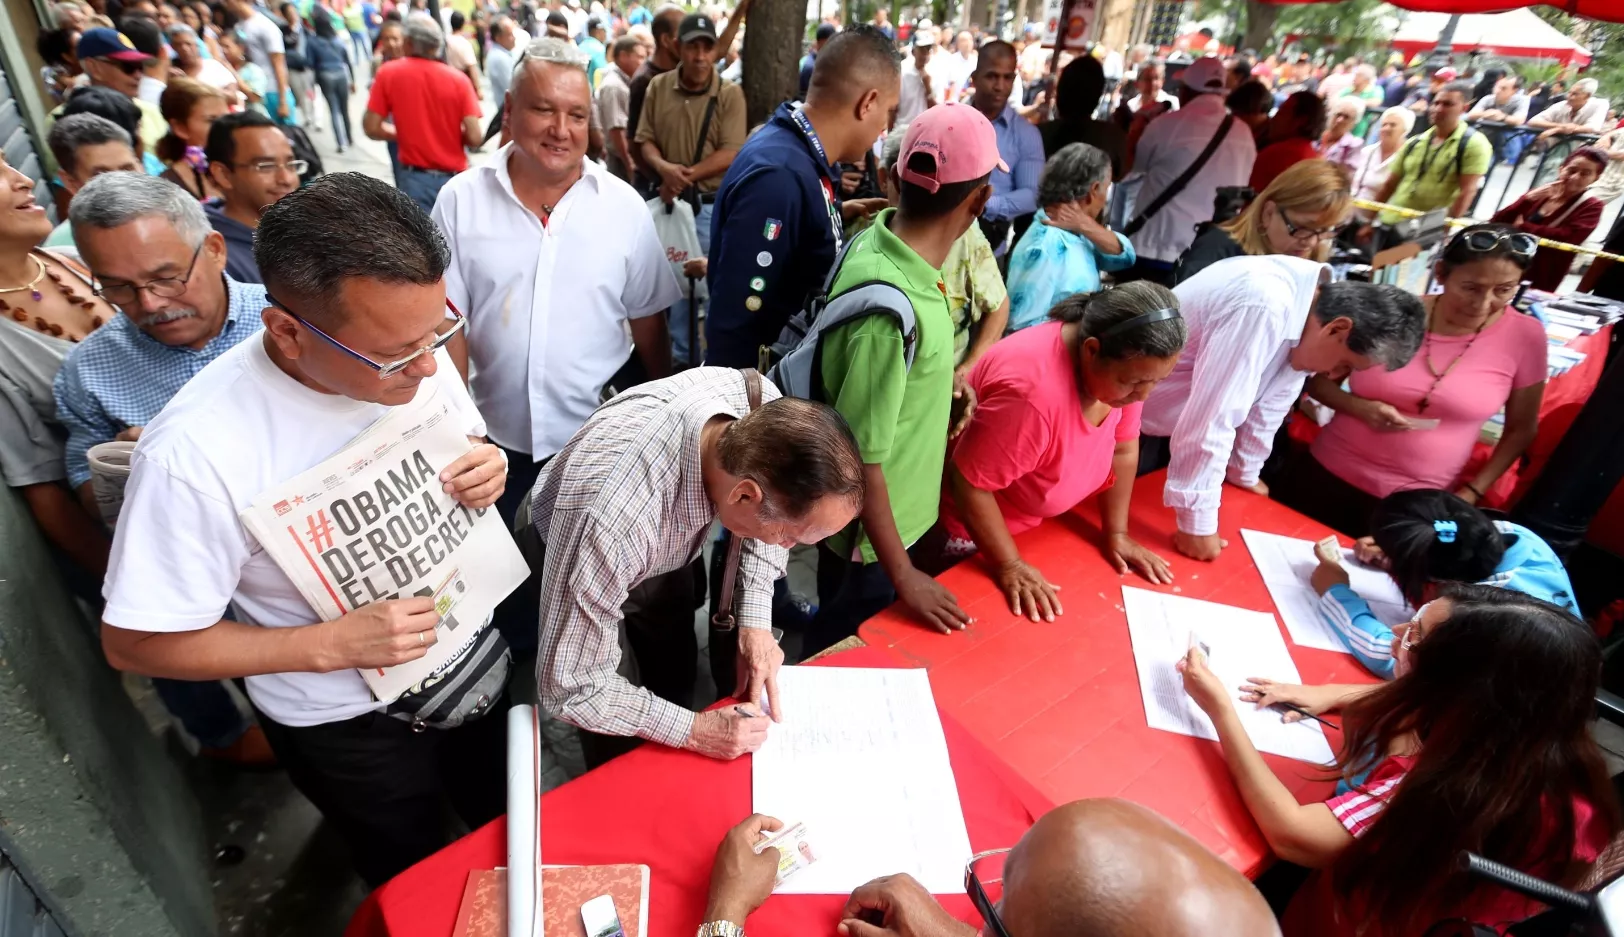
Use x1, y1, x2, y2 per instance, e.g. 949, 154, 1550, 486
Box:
761, 230, 918, 401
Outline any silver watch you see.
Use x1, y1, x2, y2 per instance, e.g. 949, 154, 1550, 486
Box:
696, 922, 745, 937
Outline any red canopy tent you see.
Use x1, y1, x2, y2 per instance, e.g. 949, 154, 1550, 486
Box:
1257, 0, 1623, 26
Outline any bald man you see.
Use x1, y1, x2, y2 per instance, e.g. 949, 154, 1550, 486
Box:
966, 40, 1043, 252
701, 799, 1281, 937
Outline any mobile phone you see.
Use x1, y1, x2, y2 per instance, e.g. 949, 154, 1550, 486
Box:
581, 894, 625, 937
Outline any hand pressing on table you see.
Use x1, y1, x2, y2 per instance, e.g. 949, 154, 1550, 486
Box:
1104, 531, 1174, 584
1173, 530, 1226, 562
684, 705, 770, 760
996, 557, 1062, 622
1240, 678, 1353, 723
837, 873, 977, 937
733, 626, 784, 722
704, 814, 785, 928
896, 566, 972, 634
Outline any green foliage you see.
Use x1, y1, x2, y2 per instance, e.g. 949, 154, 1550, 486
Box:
1518, 7, 1624, 102
1194, 0, 1386, 57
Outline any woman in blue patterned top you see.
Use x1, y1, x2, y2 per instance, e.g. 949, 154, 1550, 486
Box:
1005, 142, 1135, 332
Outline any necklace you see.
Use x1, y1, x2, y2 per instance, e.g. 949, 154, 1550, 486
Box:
0, 252, 107, 342
0, 254, 48, 300
1416, 300, 1489, 413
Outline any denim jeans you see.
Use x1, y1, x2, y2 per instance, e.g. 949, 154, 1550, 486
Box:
669, 201, 712, 366
152, 677, 250, 749
397, 165, 455, 215
316, 69, 352, 148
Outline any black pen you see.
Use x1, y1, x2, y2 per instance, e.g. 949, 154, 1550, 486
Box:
1276, 703, 1339, 731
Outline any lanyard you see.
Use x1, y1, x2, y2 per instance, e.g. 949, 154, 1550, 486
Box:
789, 106, 844, 250
789, 105, 829, 167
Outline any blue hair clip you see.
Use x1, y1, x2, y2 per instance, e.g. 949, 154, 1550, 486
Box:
1434, 520, 1458, 543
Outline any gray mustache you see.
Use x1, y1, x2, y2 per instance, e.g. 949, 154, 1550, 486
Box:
136, 307, 199, 328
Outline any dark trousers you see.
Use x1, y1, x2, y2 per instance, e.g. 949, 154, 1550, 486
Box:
315, 69, 352, 148
1117, 258, 1177, 287
492, 445, 547, 654
1271, 448, 1382, 538
1137, 434, 1172, 476
255, 701, 508, 888
152, 677, 249, 749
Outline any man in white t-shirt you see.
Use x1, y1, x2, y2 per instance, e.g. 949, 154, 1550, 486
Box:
99, 174, 511, 887
434, 37, 679, 652
896, 27, 941, 125
225, 0, 294, 122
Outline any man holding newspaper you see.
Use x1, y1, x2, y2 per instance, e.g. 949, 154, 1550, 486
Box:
98, 173, 515, 888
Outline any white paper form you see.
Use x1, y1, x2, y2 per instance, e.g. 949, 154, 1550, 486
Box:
751, 667, 973, 894
1122, 586, 1334, 765
1241, 529, 1412, 653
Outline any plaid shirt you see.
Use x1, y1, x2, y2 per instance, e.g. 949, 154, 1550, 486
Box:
532, 368, 788, 748
52, 276, 267, 488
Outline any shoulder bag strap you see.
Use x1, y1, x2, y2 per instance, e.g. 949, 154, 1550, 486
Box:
711, 368, 762, 632
682, 93, 721, 213
1124, 114, 1235, 237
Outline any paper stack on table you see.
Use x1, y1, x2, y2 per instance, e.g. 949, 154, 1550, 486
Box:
752, 667, 972, 894
1122, 586, 1334, 765
1240, 529, 1411, 653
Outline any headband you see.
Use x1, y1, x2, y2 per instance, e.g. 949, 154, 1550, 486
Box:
1098, 307, 1181, 339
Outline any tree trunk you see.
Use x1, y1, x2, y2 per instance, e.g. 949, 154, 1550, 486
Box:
1241, 0, 1280, 54
741, 0, 803, 128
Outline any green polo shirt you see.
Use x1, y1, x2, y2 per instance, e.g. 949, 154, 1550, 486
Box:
819, 208, 955, 564
1379, 123, 1493, 224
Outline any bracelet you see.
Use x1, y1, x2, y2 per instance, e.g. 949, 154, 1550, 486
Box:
1464, 482, 1485, 498
697, 923, 745, 937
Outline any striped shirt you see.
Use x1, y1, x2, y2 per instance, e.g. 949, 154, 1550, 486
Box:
531, 368, 787, 748
1141, 255, 1329, 535
52, 276, 267, 488
1327, 755, 1412, 837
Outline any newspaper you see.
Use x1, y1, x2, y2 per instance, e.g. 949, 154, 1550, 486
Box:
86, 440, 137, 527
239, 379, 528, 703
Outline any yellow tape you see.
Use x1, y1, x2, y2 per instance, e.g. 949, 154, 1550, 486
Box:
1351, 198, 1624, 264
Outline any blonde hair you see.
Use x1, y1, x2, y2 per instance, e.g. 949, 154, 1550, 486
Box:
1220, 159, 1352, 259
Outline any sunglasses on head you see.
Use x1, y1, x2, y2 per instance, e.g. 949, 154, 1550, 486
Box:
1450, 229, 1538, 259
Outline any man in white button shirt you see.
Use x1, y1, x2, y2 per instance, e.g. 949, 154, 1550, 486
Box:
896, 27, 941, 125
1120, 56, 1255, 286
99, 174, 513, 887
1139, 256, 1424, 561
434, 37, 679, 652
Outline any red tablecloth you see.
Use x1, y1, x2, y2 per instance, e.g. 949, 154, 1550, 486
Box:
859, 471, 1380, 878
344, 646, 1043, 937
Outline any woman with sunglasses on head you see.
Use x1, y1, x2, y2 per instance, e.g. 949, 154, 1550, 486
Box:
1489, 147, 1608, 292
916, 284, 1186, 622
1278, 224, 1545, 536
1181, 583, 1617, 937
1173, 159, 1351, 285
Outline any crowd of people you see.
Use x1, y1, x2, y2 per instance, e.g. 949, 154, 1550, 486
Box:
8, 1, 1624, 935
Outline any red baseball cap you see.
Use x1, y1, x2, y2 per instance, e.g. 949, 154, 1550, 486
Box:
897, 103, 1008, 194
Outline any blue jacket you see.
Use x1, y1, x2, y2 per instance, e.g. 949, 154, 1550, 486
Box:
704, 103, 844, 369
1319, 521, 1580, 679
307, 33, 352, 76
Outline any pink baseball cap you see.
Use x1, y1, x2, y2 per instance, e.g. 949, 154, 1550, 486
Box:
897, 103, 1008, 194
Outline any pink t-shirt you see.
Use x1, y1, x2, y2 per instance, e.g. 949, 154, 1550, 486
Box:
940, 321, 1141, 540
1311, 307, 1547, 497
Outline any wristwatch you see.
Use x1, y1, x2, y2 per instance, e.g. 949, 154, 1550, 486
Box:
696, 922, 745, 937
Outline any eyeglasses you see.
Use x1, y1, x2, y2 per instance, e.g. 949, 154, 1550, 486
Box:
1451, 228, 1539, 259
105, 58, 147, 74
231, 158, 309, 175
1276, 207, 1339, 243
268, 293, 467, 379
966, 848, 1012, 937
93, 242, 204, 306
1399, 600, 1436, 654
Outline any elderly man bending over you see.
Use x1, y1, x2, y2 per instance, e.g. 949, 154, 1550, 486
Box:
530, 368, 864, 768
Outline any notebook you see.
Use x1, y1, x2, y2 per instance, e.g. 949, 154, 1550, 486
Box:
453, 865, 651, 937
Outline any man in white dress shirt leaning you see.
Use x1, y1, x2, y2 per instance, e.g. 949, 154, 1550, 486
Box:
434, 37, 679, 652
1138, 255, 1425, 561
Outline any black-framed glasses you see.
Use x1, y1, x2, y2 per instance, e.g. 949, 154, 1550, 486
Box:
1452, 228, 1539, 258
267, 293, 467, 379
1276, 206, 1339, 243
93, 242, 204, 306
231, 158, 309, 175
966, 848, 1012, 937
